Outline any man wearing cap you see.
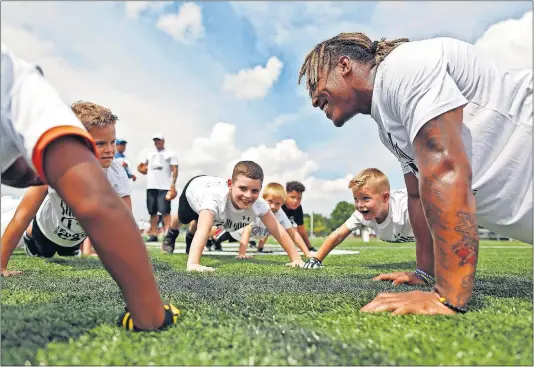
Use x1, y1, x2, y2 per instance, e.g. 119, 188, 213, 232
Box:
137, 133, 179, 243
115, 139, 137, 182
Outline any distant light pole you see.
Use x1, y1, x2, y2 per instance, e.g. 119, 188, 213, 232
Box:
310, 211, 314, 238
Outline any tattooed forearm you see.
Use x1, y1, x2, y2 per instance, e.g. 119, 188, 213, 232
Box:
452, 211, 479, 266
413, 107, 478, 309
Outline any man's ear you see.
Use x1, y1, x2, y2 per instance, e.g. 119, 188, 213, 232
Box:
338, 56, 352, 77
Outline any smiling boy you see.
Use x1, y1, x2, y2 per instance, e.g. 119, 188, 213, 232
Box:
162, 161, 305, 271
304, 169, 419, 275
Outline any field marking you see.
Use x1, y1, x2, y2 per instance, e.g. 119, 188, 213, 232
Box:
145, 241, 530, 255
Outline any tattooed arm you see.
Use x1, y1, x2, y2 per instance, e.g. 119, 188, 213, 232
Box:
361, 107, 476, 315
413, 106, 478, 308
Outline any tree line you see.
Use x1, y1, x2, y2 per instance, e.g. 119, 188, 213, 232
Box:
303, 201, 355, 237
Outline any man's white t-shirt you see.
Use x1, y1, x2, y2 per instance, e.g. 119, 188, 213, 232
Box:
1, 43, 93, 181
371, 37, 533, 244
344, 189, 414, 243
144, 149, 178, 190
231, 208, 293, 241
36, 160, 131, 247
185, 175, 271, 232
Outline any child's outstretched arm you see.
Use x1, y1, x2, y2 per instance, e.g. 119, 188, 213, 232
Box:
304, 225, 352, 269
286, 228, 313, 258
260, 211, 303, 267
186, 209, 215, 272
1, 186, 48, 276
44, 136, 168, 331
237, 224, 253, 259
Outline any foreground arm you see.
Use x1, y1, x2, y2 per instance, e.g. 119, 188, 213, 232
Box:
362, 107, 476, 315
186, 210, 215, 272
1, 186, 49, 276
44, 136, 167, 329
372, 173, 434, 286
261, 211, 303, 267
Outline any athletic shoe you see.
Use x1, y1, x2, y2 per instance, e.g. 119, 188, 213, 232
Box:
309, 247, 317, 251
146, 235, 159, 242
23, 233, 38, 257
162, 229, 179, 254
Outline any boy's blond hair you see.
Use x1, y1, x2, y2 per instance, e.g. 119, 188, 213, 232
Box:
262, 182, 287, 202
71, 101, 118, 131
232, 160, 264, 183
348, 168, 390, 194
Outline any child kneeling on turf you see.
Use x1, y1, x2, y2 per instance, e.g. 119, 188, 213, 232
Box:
304, 168, 415, 269
162, 161, 305, 272
232, 182, 314, 259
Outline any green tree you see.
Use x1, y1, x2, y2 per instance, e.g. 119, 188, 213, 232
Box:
330, 201, 354, 230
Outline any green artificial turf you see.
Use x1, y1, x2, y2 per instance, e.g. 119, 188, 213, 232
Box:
1, 239, 532, 366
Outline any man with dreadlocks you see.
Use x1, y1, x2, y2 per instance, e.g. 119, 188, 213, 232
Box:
298, 33, 532, 315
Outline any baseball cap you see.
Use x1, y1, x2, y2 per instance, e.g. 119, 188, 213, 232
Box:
152, 133, 164, 141
116, 139, 127, 145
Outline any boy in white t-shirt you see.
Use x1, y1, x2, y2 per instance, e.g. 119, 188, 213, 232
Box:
0, 85, 178, 330
162, 161, 306, 272
304, 168, 417, 269
232, 182, 314, 259
1, 101, 132, 261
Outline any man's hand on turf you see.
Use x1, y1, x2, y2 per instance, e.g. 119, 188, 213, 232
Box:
360, 290, 456, 315
286, 259, 305, 268
236, 254, 253, 259
187, 264, 215, 272
1, 269, 23, 277
303, 257, 323, 269
372, 271, 426, 286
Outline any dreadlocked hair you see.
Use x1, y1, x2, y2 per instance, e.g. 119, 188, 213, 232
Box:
298, 32, 409, 96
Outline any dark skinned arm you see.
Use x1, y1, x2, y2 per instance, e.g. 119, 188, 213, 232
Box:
414, 106, 478, 307
361, 106, 476, 314
44, 136, 166, 329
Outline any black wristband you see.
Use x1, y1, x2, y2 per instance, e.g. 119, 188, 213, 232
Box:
433, 288, 468, 313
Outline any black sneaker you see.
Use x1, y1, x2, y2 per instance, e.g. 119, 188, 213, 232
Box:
162, 229, 179, 254
23, 233, 38, 257
309, 247, 317, 251
214, 240, 223, 251
147, 235, 159, 242
249, 240, 257, 248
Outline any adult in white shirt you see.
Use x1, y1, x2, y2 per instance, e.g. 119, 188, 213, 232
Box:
137, 133, 178, 242
298, 33, 532, 315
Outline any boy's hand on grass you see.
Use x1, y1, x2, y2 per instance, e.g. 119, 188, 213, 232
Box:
286, 259, 305, 268
372, 272, 427, 286
187, 264, 215, 272
1, 269, 23, 277
236, 254, 253, 259
360, 290, 456, 315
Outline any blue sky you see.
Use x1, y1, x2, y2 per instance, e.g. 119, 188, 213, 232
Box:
1, 1, 532, 220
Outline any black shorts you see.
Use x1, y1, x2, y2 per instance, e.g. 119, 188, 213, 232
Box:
27, 219, 81, 258
146, 189, 171, 216
177, 175, 205, 225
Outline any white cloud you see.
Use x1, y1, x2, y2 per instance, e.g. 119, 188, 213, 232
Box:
124, 1, 167, 19
156, 2, 205, 44
322, 174, 353, 193
474, 11, 532, 69
223, 56, 283, 99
